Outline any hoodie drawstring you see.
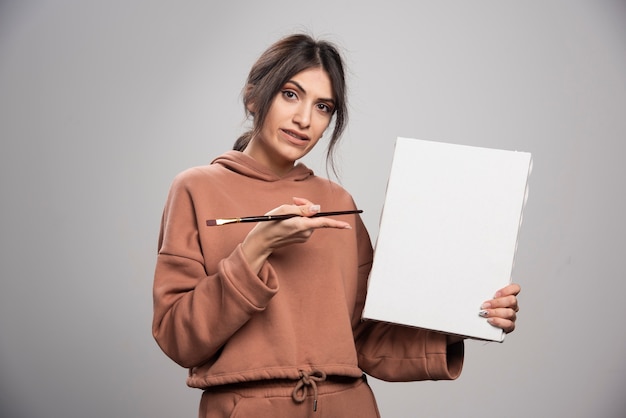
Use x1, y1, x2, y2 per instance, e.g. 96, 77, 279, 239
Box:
292, 369, 327, 412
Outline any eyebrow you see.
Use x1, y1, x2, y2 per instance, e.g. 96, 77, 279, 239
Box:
286, 79, 335, 106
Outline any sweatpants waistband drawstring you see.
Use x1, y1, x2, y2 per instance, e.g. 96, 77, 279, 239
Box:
292, 370, 327, 412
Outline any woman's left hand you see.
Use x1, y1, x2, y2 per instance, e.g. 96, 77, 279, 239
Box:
479, 283, 521, 334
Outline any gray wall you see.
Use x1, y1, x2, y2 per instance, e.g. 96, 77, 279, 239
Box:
1, 1, 625, 417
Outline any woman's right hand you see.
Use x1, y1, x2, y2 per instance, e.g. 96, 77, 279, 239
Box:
241, 197, 352, 274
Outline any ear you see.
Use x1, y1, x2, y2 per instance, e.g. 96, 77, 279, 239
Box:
246, 101, 256, 116
244, 84, 256, 115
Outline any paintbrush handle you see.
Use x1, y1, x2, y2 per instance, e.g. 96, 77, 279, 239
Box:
206, 210, 363, 226
238, 213, 300, 223
309, 210, 363, 219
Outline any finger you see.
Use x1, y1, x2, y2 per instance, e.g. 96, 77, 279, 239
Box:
263, 200, 318, 217
494, 283, 521, 298
481, 295, 519, 313
479, 307, 517, 322
264, 203, 300, 216
478, 307, 517, 334
292, 197, 314, 206
302, 217, 352, 230
485, 317, 516, 334
291, 197, 321, 217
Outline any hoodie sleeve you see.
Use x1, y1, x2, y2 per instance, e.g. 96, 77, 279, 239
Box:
352, 218, 464, 382
152, 174, 279, 369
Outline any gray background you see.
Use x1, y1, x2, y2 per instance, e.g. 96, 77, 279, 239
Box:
1, 1, 625, 417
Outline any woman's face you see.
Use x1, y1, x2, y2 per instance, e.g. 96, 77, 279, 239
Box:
244, 67, 335, 176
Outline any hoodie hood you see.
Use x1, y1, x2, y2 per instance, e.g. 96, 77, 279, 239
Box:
211, 151, 314, 182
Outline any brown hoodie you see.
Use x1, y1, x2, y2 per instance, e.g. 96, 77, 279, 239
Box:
152, 151, 463, 389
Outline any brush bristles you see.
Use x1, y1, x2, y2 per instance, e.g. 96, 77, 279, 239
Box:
206, 218, 240, 226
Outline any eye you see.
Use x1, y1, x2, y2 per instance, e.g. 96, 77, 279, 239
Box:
316, 102, 334, 114
282, 90, 297, 100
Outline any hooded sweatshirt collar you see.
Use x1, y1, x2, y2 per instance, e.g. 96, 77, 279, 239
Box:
211, 151, 314, 182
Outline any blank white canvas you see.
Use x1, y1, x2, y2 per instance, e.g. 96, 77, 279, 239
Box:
363, 137, 532, 342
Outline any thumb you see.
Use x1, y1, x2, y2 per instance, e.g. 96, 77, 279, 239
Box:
292, 197, 320, 216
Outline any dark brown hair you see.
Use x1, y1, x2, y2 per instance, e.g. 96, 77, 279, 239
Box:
233, 33, 348, 176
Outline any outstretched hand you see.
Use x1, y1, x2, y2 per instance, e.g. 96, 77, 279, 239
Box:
241, 197, 353, 273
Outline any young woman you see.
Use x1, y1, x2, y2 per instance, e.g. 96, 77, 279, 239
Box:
152, 33, 520, 418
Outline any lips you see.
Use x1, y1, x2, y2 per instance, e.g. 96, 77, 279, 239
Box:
281, 128, 310, 144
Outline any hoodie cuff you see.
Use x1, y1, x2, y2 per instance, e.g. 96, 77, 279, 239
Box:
425, 332, 464, 380
220, 244, 279, 311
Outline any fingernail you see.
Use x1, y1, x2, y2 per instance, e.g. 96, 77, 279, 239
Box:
481, 302, 491, 309
309, 205, 320, 213
478, 310, 489, 317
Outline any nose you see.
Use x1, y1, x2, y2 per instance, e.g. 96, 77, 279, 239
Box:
293, 103, 311, 128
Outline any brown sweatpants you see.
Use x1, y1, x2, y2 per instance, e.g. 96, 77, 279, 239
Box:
198, 375, 381, 418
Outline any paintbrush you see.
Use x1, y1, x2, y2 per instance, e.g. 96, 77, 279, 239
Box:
206, 209, 363, 226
